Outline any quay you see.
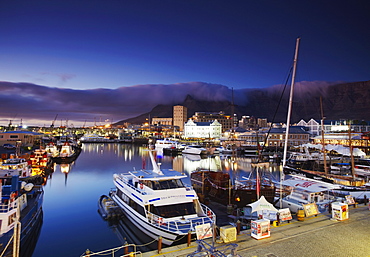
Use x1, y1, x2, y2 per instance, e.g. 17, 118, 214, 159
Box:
140, 204, 370, 257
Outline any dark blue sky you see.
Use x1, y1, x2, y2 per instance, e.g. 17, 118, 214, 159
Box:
0, 0, 369, 90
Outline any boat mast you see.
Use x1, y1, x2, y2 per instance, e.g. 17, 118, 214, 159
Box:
282, 37, 300, 168
348, 122, 355, 179
280, 37, 300, 209
320, 96, 328, 174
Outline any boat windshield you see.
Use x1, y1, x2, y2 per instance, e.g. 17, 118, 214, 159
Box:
150, 179, 185, 190
152, 202, 196, 218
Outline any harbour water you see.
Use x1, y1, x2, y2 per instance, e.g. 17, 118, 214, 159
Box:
32, 143, 282, 257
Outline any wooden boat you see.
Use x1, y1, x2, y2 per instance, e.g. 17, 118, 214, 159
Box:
110, 151, 216, 246
98, 195, 121, 220
190, 164, 276, 209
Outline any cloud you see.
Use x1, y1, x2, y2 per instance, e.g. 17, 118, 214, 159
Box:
0, 80, 336, 126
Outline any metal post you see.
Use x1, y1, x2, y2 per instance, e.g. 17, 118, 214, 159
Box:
187, 231, 191, 246
157, 236, 162, 253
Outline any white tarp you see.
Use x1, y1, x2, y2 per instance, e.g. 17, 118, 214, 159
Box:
296, 143, 366, 157
282, 177, 341, 192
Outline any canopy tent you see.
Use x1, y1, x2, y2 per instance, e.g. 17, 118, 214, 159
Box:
247, 195, 278, 213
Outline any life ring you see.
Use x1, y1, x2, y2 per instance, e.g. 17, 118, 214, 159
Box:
158, 217, 163, 226
140, 183, 144, 189
207, 210, 212, 219
10, 192, 16, 203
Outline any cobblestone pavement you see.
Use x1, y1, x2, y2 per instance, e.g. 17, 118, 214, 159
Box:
142, 205, 370, 257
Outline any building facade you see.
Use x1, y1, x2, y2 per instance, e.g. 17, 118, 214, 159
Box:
173, 105, 187, 131
297, 119, 370, 136
151, 117, 172, 126
0, 131, 42, 147
184, 120, 222, 139
192, 112, 233, 132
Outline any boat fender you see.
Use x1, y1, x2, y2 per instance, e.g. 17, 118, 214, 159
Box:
21, 181, 27, 190
24, 183, 34, 192
207, 210, 212, 219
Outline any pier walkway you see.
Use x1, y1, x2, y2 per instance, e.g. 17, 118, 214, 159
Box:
141, 204, 370, 257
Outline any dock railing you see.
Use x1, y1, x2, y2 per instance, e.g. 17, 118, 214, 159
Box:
81, 244, 142, 257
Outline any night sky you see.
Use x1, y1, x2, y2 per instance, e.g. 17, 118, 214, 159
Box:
0, 1, 369, 126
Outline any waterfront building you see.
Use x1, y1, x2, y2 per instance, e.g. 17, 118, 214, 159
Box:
265, 126, 310, 147
238, 116, 257, 130
0, 130, 42, 147
151, 117, 172, 126
257, 118, 268, 129
297, 119, 370, 136
312, 133, 370, 153
183, 119, 222, 139
191, 111, 233, 132
173, 105, 187, 131
236, 126, 310, 148
237, 130, 266, 147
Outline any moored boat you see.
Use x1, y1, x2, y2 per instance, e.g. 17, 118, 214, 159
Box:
190, 164, 276, 209
110, 151, 216, 246
98, 195, 121, 220
0, 156, 32, 178
29, 149, 54, 176
51, 142, 82, 164
0, 175, 44, 257
182, 145, 208, 155
275, 176, 340, 213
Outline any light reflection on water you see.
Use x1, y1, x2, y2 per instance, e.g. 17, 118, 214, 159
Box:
32, 143, 282, 257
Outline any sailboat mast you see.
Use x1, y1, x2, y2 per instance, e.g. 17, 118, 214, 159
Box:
320, 96, 328, 174
349, 122, 355, 179
282, 37, 300, 168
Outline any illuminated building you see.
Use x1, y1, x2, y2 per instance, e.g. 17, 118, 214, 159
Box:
184, 120, 222, 139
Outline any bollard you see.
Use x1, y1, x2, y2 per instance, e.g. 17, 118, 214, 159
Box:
85, 249, 91, 257
124, 241, 129, 255
276, 212, 280, 226
187, 231, 191, 246
157, 236, 162, 254
236, 220, 241, 235
297, 209, 305, 221
364, 195, 367, 205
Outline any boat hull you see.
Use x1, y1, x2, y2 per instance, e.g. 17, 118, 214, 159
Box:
110, 192, 183, 246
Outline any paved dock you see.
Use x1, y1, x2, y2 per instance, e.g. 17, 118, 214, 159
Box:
141, 204, 370, 257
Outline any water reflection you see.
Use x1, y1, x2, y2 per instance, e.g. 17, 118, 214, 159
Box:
33, 143, 283, 257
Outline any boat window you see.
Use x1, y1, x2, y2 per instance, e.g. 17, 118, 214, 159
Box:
153, 179, 185, 190
152, 202, 196, 218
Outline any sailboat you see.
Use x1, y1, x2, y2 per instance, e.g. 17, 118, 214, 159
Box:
280, 38, 370, 204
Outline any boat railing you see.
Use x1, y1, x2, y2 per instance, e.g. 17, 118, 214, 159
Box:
145, 207, 215, 234
0, 198, 18, 213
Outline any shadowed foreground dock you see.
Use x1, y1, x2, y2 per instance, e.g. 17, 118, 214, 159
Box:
141, 205, 370, 257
